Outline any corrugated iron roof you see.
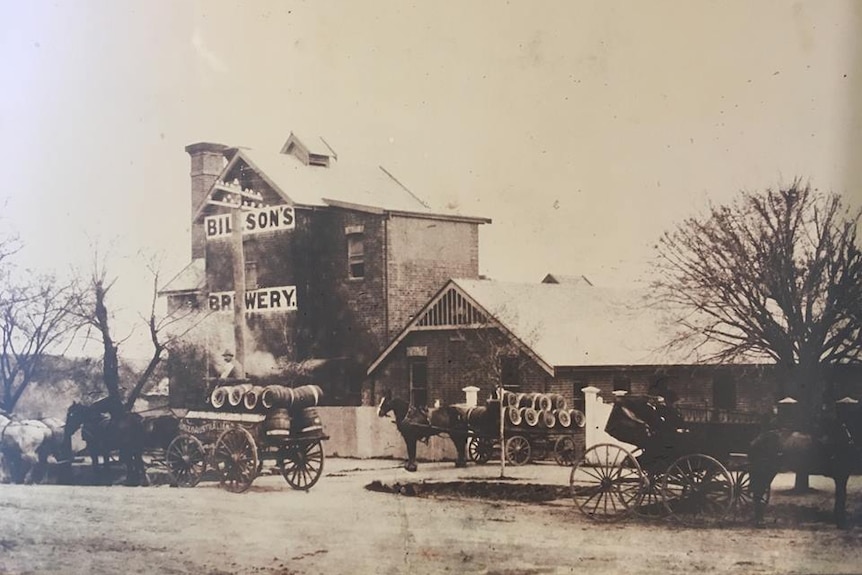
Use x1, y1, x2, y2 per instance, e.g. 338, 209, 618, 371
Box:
451, 278, 761, 368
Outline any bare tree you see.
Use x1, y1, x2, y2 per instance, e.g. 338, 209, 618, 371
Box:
72, 252, 209, 415
655, 182, 862, 402
654, 182, 862, 487
0, 271, 81, 413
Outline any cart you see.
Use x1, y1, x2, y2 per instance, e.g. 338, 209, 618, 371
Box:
165, 408, 328, 493
570, 394, 765, 525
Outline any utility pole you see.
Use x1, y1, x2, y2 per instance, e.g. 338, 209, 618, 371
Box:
230, 206, 247, 379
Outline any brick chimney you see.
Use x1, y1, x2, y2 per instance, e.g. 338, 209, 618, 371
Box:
185, 142, 228, 259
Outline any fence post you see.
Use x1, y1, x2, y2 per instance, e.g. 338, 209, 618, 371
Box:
582, 386, 602, 450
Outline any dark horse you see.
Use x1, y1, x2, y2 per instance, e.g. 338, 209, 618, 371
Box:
748, 402, 862, 529
64, 402, 148, 486
377, 390, 475, 472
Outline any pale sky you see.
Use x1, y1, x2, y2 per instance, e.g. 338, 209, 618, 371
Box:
2, 0, 861, 354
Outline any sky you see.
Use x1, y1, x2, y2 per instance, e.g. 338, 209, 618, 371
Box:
2, 0, 861, 356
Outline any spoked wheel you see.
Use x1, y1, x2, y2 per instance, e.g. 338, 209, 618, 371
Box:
468, 437, 494, 464
552, 436, 578, 466
165, 434, 206, 487
281, 439, 324, 490
505, 435, 531, 466
729, 469, 769, 520
570, 443, 644, 521
634, 471, 670, 519
662, 454, 734, 526
213, 427, 259, 493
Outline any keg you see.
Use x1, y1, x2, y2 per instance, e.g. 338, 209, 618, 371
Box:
261, 385, 295, 410
228, 384, 253, 407
264, 408, 291, 436
507, 406, 523, 426
210, 386, 229, 409
556, 409, 572, 428
290, 407, 324, 435
522, 407, 540, 427
290, 385, 323, 411
243, 386, 266, 411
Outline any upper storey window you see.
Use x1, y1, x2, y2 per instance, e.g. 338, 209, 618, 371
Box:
346, 226, 365, 279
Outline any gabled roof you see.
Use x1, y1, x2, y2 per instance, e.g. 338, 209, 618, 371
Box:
541, 273, 593, 286
368, 278, 766, 376
158, 258, 206, 295
191, 135, 489, 225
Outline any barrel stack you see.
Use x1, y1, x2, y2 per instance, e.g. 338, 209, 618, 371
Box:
208, 383, 325, 437
497, 391, 585, 430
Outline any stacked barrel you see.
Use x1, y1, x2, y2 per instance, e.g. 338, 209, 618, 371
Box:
208, 383, 324, 437
498, 391, 585, 430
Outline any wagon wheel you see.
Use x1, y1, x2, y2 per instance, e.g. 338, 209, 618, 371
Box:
505, 435, 531, 466
633, 470, 670, 519
729, 469, 770, 519
165, 434, 206, 488
468, 437, 494, 464
552, 436, 578, 466
570, 443, 644, 521
281, 439, 324, 490
661, 454, 734, 526
213, 427, 259, 494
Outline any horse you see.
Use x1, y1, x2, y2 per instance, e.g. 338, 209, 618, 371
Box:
748, 403, 862, 529
0, 414, 69, 484
141, 414, 180, 452
64, 402, 148, 486
377, 389, 474, 472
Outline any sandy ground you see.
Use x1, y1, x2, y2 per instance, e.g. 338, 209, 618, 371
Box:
1, 458, 862, 575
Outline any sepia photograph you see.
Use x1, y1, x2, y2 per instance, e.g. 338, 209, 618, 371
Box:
1, 1, 861, 573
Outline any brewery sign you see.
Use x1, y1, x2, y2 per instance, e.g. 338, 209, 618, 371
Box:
205, 205, 295, 239
209, 286, 297, 313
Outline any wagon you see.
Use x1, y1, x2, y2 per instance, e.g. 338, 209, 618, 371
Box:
569, 394, 766, 525
466, 391, 586, 467
164, 384, 329, 493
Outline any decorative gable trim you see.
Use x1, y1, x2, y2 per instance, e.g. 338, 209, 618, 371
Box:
366, 280, 554, 376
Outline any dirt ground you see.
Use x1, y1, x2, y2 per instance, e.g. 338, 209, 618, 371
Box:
1, 459, 862, 575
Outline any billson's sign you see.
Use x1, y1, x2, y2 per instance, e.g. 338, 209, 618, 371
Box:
208, 286, 297, 313
205, 205, 295, 239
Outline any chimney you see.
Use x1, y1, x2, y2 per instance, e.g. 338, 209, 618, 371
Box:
185, 142, 228, 259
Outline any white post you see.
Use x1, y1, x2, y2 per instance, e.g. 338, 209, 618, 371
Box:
582, 386, 602, 450
462, 386, 480, 407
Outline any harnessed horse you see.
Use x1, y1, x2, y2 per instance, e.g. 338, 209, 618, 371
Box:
64, 402, 148, 486
0, 413, 68, 484
748, 402, 862, 529
377, 390, 472, 472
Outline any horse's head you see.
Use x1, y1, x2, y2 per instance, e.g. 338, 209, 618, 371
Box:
377, 389, 394, 418
64, 402, 90, 436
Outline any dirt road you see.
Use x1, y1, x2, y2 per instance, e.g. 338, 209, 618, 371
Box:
1, 459, 861, 574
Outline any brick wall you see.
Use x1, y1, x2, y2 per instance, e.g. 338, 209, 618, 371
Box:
386, 216, 480, 338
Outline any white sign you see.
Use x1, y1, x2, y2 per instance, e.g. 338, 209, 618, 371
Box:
208, 286, 297, 313
205, 205, 295, 239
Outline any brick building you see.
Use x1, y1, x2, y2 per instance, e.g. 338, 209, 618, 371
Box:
160, 134, 490, 405
367, 276, 807, 416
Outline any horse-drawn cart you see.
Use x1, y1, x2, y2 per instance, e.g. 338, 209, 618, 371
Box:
466, 392, 586, 467
570, 394, 766, 525
165, 384, 328, 493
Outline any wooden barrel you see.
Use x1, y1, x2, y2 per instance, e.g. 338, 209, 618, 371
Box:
264, 408, 291, 436
504, 391, 520, 408
210, 386, 229, 409
291, 385, 323, 410
243, 386, 266, 411
536, 394, 554, 412
540, 410, 556, 428
570, 409, 586, 428
556, 408, 572, 428
550, 394, 567, 411
507, 406, 523, 426
522, 407, 540, 427
519, 393, 539, 409
228, 384, 253, 407
290, 407, 324, 435
261, 385, 295, 410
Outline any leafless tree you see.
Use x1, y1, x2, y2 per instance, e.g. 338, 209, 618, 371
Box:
655, 181, 861, 401
72, 251, 209, 414
654, 181, 862, 488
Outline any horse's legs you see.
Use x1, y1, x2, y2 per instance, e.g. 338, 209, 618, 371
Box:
404, 437, 418, 472
452, 434, 467, 468
834, 473, 849, 529
749, 463, 777, 527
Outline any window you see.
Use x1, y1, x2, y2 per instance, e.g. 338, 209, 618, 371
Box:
409, 358, 428, 406
500, 355, 520, 391
347, 233, 365, 279
713, 375, 737, 410
613, 375, 631, 394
